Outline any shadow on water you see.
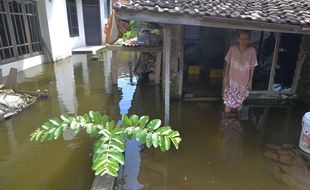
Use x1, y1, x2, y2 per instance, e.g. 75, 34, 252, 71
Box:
0, 52, 309, 190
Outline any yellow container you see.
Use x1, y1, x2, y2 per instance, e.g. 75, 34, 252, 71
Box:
210, 69, 223, 78
188, 65, 200, 75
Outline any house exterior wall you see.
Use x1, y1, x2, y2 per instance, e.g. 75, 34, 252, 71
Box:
44, 0, 86, 61
0, 55, 45, 77
0, 0, 87, 77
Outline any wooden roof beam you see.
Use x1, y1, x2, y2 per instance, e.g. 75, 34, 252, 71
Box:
116, 9, 310, 35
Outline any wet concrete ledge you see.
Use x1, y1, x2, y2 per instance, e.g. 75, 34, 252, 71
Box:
91, 174, 116, 190
91, 174, 115, 190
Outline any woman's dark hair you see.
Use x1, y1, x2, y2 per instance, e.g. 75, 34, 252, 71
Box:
238, 30, 251, 39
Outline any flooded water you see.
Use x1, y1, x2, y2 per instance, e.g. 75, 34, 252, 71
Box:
0, 52, 309, 190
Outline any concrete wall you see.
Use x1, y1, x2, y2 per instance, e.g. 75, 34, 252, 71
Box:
100, 0, 110, 44
0, 55, 45, 77
43, 0, 86, 61
1, 0, 87, 77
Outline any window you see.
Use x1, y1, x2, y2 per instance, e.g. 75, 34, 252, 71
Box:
66, 0, 79, 37
0, 0, 42, 65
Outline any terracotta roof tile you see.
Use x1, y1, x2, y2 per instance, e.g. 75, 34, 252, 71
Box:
114, 0, 310, 27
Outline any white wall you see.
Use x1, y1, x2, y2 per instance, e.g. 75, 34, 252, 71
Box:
0, 55, 45, 77
44, 0, 86, 61
100, 0, 108, 44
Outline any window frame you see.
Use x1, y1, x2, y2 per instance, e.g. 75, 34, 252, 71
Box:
66, 0, 79, 37
0, 0, 43, 65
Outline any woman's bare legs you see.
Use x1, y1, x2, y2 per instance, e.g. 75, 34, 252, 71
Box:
237, 105, 242, 111
224, 106, 231, 113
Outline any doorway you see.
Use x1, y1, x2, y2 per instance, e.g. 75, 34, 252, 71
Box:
82, 0, 101, 45
183, 26, 227, 97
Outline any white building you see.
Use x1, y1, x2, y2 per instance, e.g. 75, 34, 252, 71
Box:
0, 0, 111, 76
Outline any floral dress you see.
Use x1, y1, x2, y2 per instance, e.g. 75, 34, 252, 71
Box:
223, 45, 258, 108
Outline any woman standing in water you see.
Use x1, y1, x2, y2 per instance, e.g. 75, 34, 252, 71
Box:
223, 30, 258, 113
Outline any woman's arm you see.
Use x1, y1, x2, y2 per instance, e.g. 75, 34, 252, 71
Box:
247, 67, 255, 90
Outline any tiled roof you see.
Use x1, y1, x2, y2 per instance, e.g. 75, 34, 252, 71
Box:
114, 0, 310, 27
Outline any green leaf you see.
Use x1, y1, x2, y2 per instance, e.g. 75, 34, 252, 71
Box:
124, 126, 134, 135
60, 113, 71, 123
106, 121, 115, 131
49, 118, 61, 126
92, 157, 105, 170
86, 124, 94, 135
156, 126, 171, 135
138, 116, 149, 127
40, 132, 48, 142
146, 132, 152, 148
107, 166, 118, 177
70, 121, 79, 129
107, 160, 120, 171
100, 115, 109, 125
48, 127, 56, 135
110, 140, 125, 152
152, 132, 159, 148
164, 136, 170, 150
94, 164, 106, 176
89, 111, 96, 120
35, 131, 44, 141
54, 127, 62, 139
112, 135, 125, 145
135, 129, 147, 144
41, 122, 52, 130
83, 113, 91, 123
168, 131, 180, 138
98, 128, 111, 138
122, 115, 132, 126
129, 115, 139, 126
147, 119, 161, 131
109, 151, 124, 165
30, 132, 36, 141
158, 136, 166, 151
170, 137, 181, 149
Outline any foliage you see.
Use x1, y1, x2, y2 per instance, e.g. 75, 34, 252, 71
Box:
122, 20, 138, 41
30, 111, 181, 177
122, 21, 161, 41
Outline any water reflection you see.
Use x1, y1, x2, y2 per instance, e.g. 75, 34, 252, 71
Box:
219, 113, 244, 164
54, 55, 80, 114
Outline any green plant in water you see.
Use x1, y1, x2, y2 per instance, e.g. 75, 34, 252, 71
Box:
30, 111, 181, 177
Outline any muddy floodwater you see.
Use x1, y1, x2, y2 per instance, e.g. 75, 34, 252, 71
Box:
0, 53, 309, 190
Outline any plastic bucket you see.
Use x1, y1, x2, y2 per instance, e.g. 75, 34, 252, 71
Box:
299, 112, 310, 154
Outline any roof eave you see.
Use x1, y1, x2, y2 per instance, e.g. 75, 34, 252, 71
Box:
115, 9, 310, 35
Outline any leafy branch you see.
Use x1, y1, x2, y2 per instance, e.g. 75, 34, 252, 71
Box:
30, 111, 181, 177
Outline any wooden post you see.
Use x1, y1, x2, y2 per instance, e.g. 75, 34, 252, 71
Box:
291, 36, 306, 94
0, 68, 3, 85
178, 25, 184, 97
6, 68, 18, 91
155, 52, 162, 84
163, 26, 171, 125
268, 33, 281, 92
111, 51, 118, 85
